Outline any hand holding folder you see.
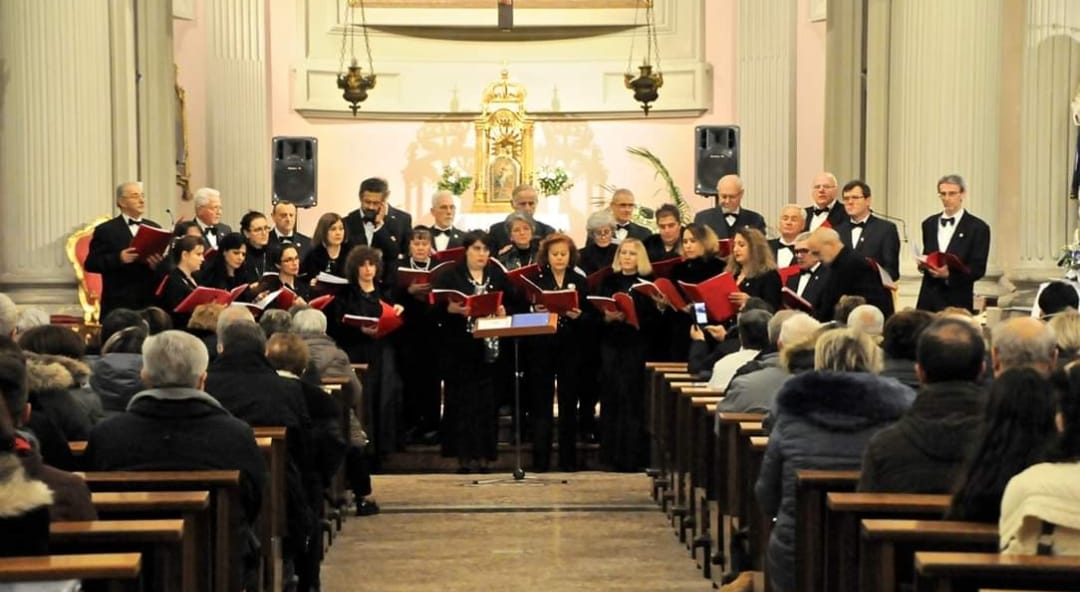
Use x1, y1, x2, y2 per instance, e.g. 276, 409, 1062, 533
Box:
678, 272, 739, 323
429, 289, 504, 318
586, 293, 640, 329
129, 225, 173, 263
341, 301, 405, 338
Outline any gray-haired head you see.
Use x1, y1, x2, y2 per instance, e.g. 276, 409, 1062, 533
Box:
193, 187, 221, 210
780, 204, 807, 221
114, 181, 141, 202
779, 313, 822, 348
219, 320, 267, 356
504, 211, 535, 235
0, 293, 16, 339
991, 317, 1057, 377
766, 310, 799, 345
795, 231, 813, 243
292, 309, 328, 336
847, 304, 885, 337
937, 174, 966, 193
586, 209, 616, 234
15, 309, 49, 336
259, 309, 293, 340
216, 306, 256, 342
141, 330, 209, 389
430, 189, 455, 210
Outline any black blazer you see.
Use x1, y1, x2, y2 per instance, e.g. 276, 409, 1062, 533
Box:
488, 218, 556, 251
643, 233, 681, 262
616, 222, 652, 243
174, 221, 233, 251
767, 238, 799, 268
737, 269, 782, 313
693, 208, 766, 240
429, 226, 466, 252
836, 214, 901, 281
342, 206, 410, 265
268, 230, 312, 260
301, 243, 352, 279
784, 263, 831, 314
803, 201, 847, 231
84, 215, 164, 317
817, 245, 894, 322
915, 211, 991, 312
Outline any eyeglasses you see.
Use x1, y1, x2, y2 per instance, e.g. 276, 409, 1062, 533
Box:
793, 248, 810, 255
249, 226, 271, 233
593, 229, 613, 237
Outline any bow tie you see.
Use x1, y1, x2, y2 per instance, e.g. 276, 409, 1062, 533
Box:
615, 224, 629, 231
813, 207, 830, 216
127, 218, 142, 226
432, 228, 451, 238
940, 217, 955, 227
850, 221, 865, 228
204, 225, 216, 234
781, 244, 796, 252
800, 269, 813, 276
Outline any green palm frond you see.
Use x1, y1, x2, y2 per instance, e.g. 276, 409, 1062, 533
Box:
626, 146, 692, 223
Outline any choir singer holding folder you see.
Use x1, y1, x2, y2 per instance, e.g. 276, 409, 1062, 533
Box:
85, 181, 166, 317
915, 174, 991, 312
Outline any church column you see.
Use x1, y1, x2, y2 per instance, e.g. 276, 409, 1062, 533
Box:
206, 0, 270, 221
135, 0, 177, 217
823, 0, 866, 183
0, 1, 137, 301
737, 0, 797, 218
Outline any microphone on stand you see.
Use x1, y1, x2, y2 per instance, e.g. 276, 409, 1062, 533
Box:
165, 208, 176, 227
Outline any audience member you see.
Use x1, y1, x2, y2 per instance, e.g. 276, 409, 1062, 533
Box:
89, 325, 148, 415
19, 325, 102, 438
833, 295, 867, 326
847, 304, 885, 339
1035, 280, 1080, 319
0, 393, 52, 557
0, 293, 16, 339
186, 303, 223, 360
859, 318, 988, 493
1049, 309, 1080, 367
880, 309, 935, 389
947, 368, 1056, 523
259, 309, 293, 339
718, 312, 821, 416
991, 317, 1057, 376
707, 309, 771, 391
141, 306, 173, 335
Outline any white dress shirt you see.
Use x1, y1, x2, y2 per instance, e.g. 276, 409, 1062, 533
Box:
936, 208, 965, 253
808, 201, 838, 231
796, 262, 821, 297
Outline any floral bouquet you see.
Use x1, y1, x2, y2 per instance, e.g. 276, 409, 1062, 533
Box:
437, 162, 473, 196
1057, 240, 1080, 280
533, 163, 574, 197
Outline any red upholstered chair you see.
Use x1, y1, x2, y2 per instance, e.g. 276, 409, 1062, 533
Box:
65, 216, 110, 325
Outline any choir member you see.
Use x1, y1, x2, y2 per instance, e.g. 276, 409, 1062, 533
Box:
497, 212, 539, 270
609, 189, 652, 243
268, 201, 313, 259
803, 172, 846, 231
915, 174, 991, 312
527, 233, 590, 472
597, 238, 659, 471
302, 212, 352, 280
342, 177, 409, 270
239, 211, 273, 278
665, 224, 727, 361
432, 230, 511, 473
156, 235, 205, 329
196, 232, 257, 291
266, 243, 310, 303
487, 185, 555, 252
428, 191, 465, 253
727, 227, 782, 313
579, 210, 618, 274
644, 203, 683, 262
395, 227, 442, 444
768, 205, 805, 269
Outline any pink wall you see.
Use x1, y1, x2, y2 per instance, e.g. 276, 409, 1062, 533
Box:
176, 0, 825, 242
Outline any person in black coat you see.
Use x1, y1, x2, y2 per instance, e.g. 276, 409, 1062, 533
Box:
785, 232, 831, 314
84, 181, 166, 318
496, 212, 540, 270
608, 189, 652, 244
342, 177, 410, 273
768, 205, 806, 269
302, 212, 353, 286
834, 180, 902, 281
487, 184, 555, 252
579, 210, 619, 274
238, 211, 273, 280
802, 172, 847, 232
263, 243, 311, 304
268, 201, 313, 260
667, 224, 728, 362
643, 203, 683, 263
395, 228, 443, 443
196, 232, 258, 293
156, 236, 205, 329
174, 187, 232, 251
432, 230, 513, 473
526, 233, 591, 472
693, 174, 766, 240
726, 227, 782, 314
428, 191, 466, 254
915, 174, 991, 312
809, 226, 895, 322
86, 330, 266, 590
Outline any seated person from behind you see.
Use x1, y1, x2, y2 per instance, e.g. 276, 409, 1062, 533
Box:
706, 309, 772, 392
718, 312, 821, 416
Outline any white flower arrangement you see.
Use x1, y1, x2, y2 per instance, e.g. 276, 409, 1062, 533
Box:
533, 163, 574, 198
436, 161, 473, 196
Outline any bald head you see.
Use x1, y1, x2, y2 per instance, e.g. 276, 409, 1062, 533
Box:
717, 175, 744, 214
991, 317, 1057, 377
808, 227, 843, 263
810, 172, 839, 208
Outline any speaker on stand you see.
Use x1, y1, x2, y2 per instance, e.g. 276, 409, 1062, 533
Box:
272, 136, 318, 208
694, 126, 740, 207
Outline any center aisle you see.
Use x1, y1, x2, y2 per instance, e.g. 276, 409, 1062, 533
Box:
321, 472, 713, 591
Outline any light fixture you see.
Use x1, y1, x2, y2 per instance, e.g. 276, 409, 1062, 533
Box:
624, 0, 663, 116
337, 0, 377, 116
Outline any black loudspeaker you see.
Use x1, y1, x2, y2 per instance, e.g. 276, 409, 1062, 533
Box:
272, 136, 318, 208
694, 125, 740, 196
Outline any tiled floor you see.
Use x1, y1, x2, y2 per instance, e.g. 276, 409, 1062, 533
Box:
320, 472, 713, 591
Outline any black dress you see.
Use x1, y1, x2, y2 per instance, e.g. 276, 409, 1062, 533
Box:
157, 267, 198, 329
197, 262, 257, 292
663, 256, 728, 361
737, 269, 783, 313
242, 243, 271, 279
579, 243, 617, 275
302, 243, 351, 279
597, 271, 658, 471
497, 242, 538, 270
525, 267, 592, 471
432, 262, 512, 463
394, 258, 442, 439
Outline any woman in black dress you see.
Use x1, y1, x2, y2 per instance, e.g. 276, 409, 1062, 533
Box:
239, 211, 273, 279
576, 209, 619, 441
726, 227, 782, 313
302, 213, 352, 283
395, 227, 442, 444
196, 232, 257, 292
579, 210, 618, 274
597, 237, 660, 471
432, 230, 511, 473
265, 243, 311, 304
665, 224, 728, 361
526, 233, 591, 472
497, 212, 539, 270
157, 235, 205, 329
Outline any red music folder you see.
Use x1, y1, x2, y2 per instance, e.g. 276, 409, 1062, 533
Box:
781, 287, 814, 313
586, 266, 613, 292
230, 288, 297, 314
778, 265, 801, 285
429, 289, 504, 318
309, 294, 335, 311
396, 261, 455, 290
341, 301, 404, 338
519, 277, 579, 315
586, 294, 640, 329
129, 225, 173, 262
432, 247, 466, 264
172, 284, 250, 313
678, 272, 739, 323
919, 251, 971, 275
500, 263, 541, 291
650, 257, 683, 279
717, 239, 733, 258
635, 278, 688, 311
866, 258, 897, 291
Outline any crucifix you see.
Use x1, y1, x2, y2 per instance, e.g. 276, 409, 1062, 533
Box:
498, 0, 513, 31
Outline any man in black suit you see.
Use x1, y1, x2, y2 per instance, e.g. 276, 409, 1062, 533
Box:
84, 181, 165, 318
786, 231, 831, 313
835, 180, 901, 281
609, 189, 651, 244
268, 201, 312, 259
693, 174, 766, 240
809, 227, 894, 322
175, 187, 232, 250
803, 172, 847, 231
343, 177, 412, 268
488, 184, 555, 253
428, 190, 465, 252
768, 205, 806, 269
644, 203, 683, 261
915, 174, 991, 312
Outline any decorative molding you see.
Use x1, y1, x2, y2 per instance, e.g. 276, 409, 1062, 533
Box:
809, 0, 827, 22
173, 0, 195, 20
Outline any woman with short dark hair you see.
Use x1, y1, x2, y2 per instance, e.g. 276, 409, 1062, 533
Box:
302, 212, 352, 281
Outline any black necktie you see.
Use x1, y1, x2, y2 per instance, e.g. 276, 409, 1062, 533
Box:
940, 217, 955, 227
800, 269, 812, 276
280, 235, 295, 243
850, 221, 865, 228
127, 218, 142, 226
813, 207, 829, 216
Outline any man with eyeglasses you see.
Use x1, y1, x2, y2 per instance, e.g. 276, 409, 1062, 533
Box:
785, 231, 831, 313
608, 188, 651, 244
915, 174, 990, 312
694, 174, 766, 240
803, 172, 847, 231
173, 187, 231, 250
835, 180, 901, 281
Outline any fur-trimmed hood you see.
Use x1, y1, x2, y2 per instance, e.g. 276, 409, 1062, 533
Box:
0, 453, 53, 517
25, 352, 91, 392
776, 371, 915, 432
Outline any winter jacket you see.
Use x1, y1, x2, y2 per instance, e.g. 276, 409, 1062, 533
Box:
754, 371, 915, 592
302, 333, 364, 415
0, 452, 53, 557
858, 381, 986, 493
1000, 462, 1080, 555
16, 432, 97, 522
717, 352, 785, 417
89, 353, 144, 414
25, 353, 101, 441
881, 355, 920, 390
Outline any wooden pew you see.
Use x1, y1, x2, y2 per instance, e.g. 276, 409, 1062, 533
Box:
714, 411, 766, 575
645, 362, 689, 500
914, 552, 1080, 592
91, 491, 211, 592
0, 553, 142, 588
859, 519, 998, 592
824, 492, 951, 592
670, 383, 722, 539
81, 470, 244, 592
656, 370, 699, 511
324, 374, 359, 517
744, 435, 770, 573
690, 401, 721, 578
794, 469, 860, 592
256, 434, 286, 592
49, 519, 184, 592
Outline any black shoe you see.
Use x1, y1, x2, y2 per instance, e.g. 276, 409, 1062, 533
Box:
356, 499, 380, 516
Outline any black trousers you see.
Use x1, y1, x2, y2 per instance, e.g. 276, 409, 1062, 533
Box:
528, 332, 581, 470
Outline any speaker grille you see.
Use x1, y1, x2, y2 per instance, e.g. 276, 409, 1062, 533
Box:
694, 126, 740, 196
272, 136, 318, 208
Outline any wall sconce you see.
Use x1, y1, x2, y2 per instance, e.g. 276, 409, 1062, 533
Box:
337, 0, 377, 116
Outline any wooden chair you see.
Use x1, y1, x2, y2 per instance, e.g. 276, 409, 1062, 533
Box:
914, 551, 1080, 591
65, 215, 110, 325
0, 553, 142, 588
49, 519, 185, 592
794, 469, 860, 592
859, 519, 997, 592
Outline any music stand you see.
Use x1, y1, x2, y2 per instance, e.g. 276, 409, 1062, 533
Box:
469, 312, 569, 486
